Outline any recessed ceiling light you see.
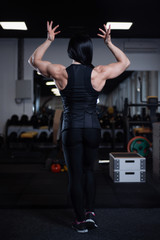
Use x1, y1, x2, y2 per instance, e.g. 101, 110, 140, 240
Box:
51, 88, 60, 96
106, 22, 133, 30
0, 21, 27, 30
46, 81, 55, 86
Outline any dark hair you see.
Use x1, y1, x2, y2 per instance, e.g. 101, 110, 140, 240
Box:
67, 33, 93, 67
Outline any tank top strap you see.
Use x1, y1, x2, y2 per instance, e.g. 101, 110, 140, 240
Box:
65, 65, 75, 88
83, 66, 94, 91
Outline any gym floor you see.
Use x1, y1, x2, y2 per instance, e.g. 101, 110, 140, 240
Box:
0, 148, 160, 239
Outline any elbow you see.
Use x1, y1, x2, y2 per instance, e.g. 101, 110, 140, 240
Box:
127, 57, 131, 67
125, 58, 130, 69
28, 58, 31, 66
28, 56, 33, 66
28, 55, 36, 68
127, 59, 131, 67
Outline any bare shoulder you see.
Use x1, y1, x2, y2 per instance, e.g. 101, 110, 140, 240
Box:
91, 65, 110, 92
47, 63, 66, 74
47, 63, 68, 90
47, 64, 67, 79
93, 65, 105, 73
92, 65, 111, 81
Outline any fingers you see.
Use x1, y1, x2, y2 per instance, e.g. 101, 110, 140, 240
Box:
47, 21, 50, 31
103, 24, 111, 32
47, 22, 60, 32
47, 21, 52, 32
53, 25, 61, 35
50, 21, 53, 29
97, 24, 111, 37
55, 30, 61, 35
98, 28, 106, 35
108, 24, 111, 34
97, 33, 105, 38
103, 24, 107, 32
97, 27, 106, 38
47, 21, 56, 31
101, 24, 111, 33
53, 24, 60, 32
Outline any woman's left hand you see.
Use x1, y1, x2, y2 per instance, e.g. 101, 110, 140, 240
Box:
47, 21, 61, 42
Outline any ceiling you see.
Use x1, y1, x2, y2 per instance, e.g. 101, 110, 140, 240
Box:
1, 0, 160, 39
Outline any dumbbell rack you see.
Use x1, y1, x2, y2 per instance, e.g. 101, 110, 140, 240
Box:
124, 97, 160, 148
124, 118, 152, 147
100, 121, 125, 150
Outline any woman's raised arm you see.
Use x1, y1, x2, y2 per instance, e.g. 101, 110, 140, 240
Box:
28, 21, 62, 78
96, 24, 130, 80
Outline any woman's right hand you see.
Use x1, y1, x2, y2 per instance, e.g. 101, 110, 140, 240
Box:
97, 24, 111, 45
47, 21, 61, 42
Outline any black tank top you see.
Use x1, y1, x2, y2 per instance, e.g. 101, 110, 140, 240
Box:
60, 64, 101, 131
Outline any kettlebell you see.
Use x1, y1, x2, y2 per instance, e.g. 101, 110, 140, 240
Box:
51, 163, 61, 173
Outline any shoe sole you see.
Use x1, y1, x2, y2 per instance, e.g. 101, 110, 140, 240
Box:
72, 226, 88, 233
86, 219, 98, 229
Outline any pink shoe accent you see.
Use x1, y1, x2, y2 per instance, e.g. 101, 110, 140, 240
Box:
85, 211, 95, 216
76, 220, 86, 225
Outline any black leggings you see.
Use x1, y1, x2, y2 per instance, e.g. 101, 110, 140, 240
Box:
62, 128, 101, 221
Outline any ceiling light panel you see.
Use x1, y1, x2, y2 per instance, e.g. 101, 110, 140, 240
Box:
46, 81, 55, 86
106, 22, 133, 30
51, 88, 60, 96
0, 22, 27, 30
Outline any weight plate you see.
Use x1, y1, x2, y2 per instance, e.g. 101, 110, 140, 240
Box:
127, 136, 151, 157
